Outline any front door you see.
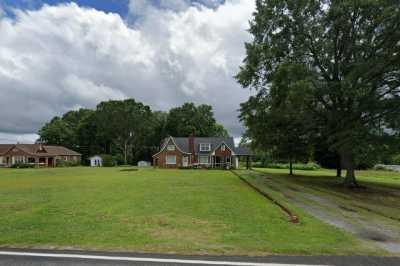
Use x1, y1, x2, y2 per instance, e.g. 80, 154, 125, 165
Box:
182, 156, 189, 167
226, 157, 231, 168
215, 156, 222, 168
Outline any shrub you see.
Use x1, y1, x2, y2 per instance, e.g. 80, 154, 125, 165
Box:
392, 154, 400, 165
264, 162, 321, 171
373, 165, 386, 171
101, 154, 116, 167
56, 159, 80, 167
10, 163, 35, 169
374, 164, 397, 172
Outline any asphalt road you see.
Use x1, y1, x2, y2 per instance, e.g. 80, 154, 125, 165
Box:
0, 248, 399, 266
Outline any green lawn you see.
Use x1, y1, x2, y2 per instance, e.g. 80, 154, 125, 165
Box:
254, 167, 400, 188
0, 167, 378, 255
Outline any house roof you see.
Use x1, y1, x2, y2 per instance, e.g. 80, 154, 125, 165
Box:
0, 144, 13, 155
234, 146, 254, 156
157, 137, 253, 156
0, 144, 81, 156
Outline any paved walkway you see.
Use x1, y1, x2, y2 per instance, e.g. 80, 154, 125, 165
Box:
0, 249, 399, 266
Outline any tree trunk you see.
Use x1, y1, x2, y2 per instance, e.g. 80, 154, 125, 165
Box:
336, 167, 342, 177
340, 151, 358, 188
124, 140, 128, 165
289, 157, 293, 176
336, 154, 342, 177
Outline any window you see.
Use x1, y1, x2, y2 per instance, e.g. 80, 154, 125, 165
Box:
166, 155, 176, 165
167, 145, 175, 151
14, 156, 24, 163
199, 156, 209, 164
199, 143, 211, 152
221, 144, 225, 151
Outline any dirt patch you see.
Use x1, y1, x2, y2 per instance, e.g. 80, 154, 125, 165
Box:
120, 169, 138, 172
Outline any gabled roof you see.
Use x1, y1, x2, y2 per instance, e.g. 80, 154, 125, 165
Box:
154, 136, 252, 156
152, 136, 192, 157
42, 145, 81, 156
0, 144, 81, 156
0, 144, 14, 155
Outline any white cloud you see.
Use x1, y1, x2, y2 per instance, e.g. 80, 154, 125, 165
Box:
0, 0, 254, 142
0, 133, 38, 144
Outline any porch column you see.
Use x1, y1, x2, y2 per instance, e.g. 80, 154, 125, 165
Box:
234, 156, 239, 169
45, 157, 48, 167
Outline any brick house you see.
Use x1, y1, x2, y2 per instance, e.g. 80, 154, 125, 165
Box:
0, 144, 81, 167
152, 136, 253, 169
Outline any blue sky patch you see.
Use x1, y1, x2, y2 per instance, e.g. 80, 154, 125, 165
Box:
0, 0, 224, 18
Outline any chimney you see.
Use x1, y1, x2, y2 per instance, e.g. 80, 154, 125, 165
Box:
189, 132, 195, 162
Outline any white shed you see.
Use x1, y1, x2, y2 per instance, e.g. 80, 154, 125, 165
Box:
89, 155, 103, 167
137, 161, 151, 167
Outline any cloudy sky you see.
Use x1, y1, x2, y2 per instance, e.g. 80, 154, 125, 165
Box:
0, 0, 255, 143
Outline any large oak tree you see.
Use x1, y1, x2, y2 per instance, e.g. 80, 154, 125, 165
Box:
237, 0, 400, 187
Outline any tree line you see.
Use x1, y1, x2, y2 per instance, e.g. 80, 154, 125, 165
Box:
38, 100, 228, 165
237, 0, 400, 187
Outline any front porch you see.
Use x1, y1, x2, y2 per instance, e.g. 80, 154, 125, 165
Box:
193, 155, 239, 169
0, 155, 56, 167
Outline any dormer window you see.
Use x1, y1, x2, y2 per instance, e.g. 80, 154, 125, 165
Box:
221, 144, 226, 151
167, 145, 175, 151
200, 143, 211, 152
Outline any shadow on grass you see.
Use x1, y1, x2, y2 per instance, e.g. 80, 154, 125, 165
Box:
120, 168, 139, 172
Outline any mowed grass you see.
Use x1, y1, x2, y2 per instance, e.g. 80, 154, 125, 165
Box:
0, 167, 374, 255
254, 167, 400, 188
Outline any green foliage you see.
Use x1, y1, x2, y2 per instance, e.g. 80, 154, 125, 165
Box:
253, 151, 274, 167
392, 155, 400, 165
56, 159, 80, 167
262, 162, 321, 171
10, 163, 35, 169
237, 0, 400, 184
166, 102, 229, 137
38, 109, 93, 152
239, 63, 315, 167
100, 154, 116, 167
38, 100, 228, 166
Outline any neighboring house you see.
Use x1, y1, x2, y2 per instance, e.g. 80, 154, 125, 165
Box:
152, 136, 253, 169
0, 144, 81, 167
89, 155, 103, 167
